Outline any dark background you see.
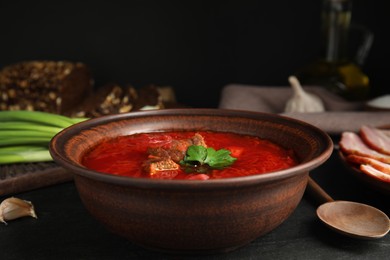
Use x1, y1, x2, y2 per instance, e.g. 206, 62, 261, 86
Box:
1, 0, 388, 108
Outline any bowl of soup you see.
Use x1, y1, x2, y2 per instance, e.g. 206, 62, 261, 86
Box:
49, 109, 333, 254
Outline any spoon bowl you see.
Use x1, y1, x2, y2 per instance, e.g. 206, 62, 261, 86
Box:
306, 177, 390, 239
317, 201, 390, 239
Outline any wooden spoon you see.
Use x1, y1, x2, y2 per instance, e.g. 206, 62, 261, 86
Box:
306, 177, 390, 239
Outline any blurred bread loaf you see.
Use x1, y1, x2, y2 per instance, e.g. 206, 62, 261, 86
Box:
0, 60, 180, 118
72, 84, 169, 117
72, 83, 138, 117
0, 61, 93, 114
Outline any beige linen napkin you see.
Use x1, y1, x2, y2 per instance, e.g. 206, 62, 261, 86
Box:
219, 84, 389, 134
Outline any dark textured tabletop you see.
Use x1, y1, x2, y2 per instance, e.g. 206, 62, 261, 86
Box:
1, 150, 389, 260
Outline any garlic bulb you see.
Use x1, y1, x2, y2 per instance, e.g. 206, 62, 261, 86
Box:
0, 197, 37, 224
284, 76, 325, 113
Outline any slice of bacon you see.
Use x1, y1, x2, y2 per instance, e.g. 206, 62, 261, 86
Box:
360, 164, 390, 183
360, 125, 390, 155
346, 154, 390, 174
339, 132, 390, 164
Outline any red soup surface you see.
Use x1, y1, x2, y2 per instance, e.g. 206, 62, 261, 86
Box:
82, 131, 298, 180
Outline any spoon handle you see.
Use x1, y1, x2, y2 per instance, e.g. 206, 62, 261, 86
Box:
306, 177, 334, 204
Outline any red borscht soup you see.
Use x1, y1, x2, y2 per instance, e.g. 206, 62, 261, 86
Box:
82, 131, 297, 180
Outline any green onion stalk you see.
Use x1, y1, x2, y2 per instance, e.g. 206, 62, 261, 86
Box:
0, 110, 88, 165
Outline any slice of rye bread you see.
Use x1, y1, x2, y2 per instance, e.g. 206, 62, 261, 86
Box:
0, 61, 93, 114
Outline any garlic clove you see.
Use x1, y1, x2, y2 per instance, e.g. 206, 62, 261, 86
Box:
284, 76, 325, 113
0, 197, 37, 224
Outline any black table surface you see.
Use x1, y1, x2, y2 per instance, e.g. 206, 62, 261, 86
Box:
1, 147, 389, 260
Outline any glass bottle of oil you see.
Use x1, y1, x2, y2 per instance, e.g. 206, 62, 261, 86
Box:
296, 0, 371, 101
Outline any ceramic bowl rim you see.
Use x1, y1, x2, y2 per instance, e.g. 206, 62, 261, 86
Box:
49, 108, 333, 189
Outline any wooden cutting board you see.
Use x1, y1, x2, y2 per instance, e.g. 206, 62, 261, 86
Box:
0, 162, 73, 196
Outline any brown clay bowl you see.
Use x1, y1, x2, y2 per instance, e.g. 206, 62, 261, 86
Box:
49, 109, 333, 254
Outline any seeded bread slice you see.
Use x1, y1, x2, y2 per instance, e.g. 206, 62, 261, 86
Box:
0, 61, 93, 114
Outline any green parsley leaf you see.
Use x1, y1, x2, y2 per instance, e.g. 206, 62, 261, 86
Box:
180, 145, 237, 171
183, 145, 207, 165
204, 147, 236, 168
